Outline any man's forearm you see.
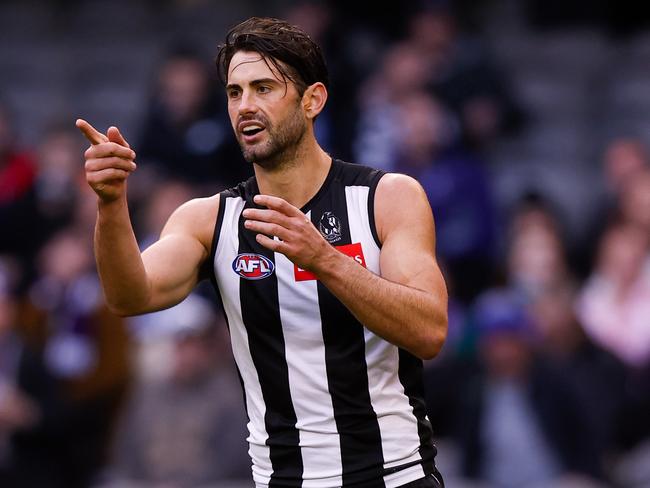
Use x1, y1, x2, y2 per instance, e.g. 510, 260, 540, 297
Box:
315, 251, 447, 359
94, 197, 151, 315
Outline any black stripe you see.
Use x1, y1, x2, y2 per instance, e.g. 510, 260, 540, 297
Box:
238, 198, 303, 487
310, 182, 385, 486
367, 170, 385, 248
206, 190, 230, 289
398, 349, 437, 475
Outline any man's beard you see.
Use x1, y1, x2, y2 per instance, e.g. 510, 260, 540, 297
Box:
237, 105, 307, 171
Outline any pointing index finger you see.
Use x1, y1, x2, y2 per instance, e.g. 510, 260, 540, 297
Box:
76, 118, 108, 145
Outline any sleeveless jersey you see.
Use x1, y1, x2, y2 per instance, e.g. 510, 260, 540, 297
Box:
208, 159, 437, 488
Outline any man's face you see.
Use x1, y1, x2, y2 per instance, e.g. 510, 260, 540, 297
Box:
226, 51, 307, 169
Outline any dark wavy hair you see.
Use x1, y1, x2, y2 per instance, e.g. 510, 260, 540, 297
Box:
215, 17, 329, 96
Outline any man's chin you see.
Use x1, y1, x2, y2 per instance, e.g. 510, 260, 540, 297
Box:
241, 147, 277, 168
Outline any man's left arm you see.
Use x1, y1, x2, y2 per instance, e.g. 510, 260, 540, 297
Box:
243, 173, 448, 359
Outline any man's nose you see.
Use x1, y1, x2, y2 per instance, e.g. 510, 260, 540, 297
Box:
238, 90, 258, 115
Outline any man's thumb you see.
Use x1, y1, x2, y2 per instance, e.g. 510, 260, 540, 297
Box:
107, 126, 130, 148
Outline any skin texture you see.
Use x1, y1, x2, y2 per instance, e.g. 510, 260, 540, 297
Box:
77, 50, 448, 359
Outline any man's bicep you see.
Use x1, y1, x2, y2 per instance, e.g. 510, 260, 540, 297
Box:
140, 233, 206, 311
137, 195, 217, 312
379, 222, 444, 294
376, 174, 445, 294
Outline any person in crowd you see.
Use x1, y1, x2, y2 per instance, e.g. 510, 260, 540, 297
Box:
405, 6, 524, 151
101, 294, 250, 487
582, 138, 649, 275
0, 100, 37, 257
576, 222, 650, 368
603, 138, 649, 199
0, 257, 65, 488
618, 168, 650, 235
457, 289, 605, 487
1, 121, 85, 273
134, 178, 197, 251
531, 285, 626, 481
354, 41, 434, 170
394, 91, 497, 301
21, 227, 131, 487
506, 193, 573, 301
136, 44, 249, 190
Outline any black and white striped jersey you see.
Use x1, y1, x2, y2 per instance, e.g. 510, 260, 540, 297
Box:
208, 159, 437, 488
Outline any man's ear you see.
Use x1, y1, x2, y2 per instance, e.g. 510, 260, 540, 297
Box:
302, 82, 328, 120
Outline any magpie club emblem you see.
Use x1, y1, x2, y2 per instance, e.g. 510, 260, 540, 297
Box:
319, 212, 342, 243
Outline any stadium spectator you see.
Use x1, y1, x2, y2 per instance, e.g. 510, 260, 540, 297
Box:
576, 223, 650, 368
0, 101, 37, 258
581, 138, 649, 277
21, 228, 131, 487
393, 91, 497, 301
603, 138, 649, 198
405, 6, 524, 150
136, 45, 249, 191
0, 121, 84, 276
531, 285, 626, 482
457, 289, 605, 486
102, 294, 250, 487
618, 168, 650, 235
506, 195, 573, 301
134, 178, 196, 251
0, 257, 66, 488
354, 41, 434, 169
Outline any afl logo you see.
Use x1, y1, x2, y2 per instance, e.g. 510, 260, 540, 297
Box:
319, 212, 342, 243
232, 253, 275, 280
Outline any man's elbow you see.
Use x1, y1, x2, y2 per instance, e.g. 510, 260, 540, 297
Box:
104, 297, 150, 317
415, 317, 448, 360
106, 302, 140, 317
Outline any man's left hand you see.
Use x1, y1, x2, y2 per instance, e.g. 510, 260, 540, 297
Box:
242, 194, 334, 271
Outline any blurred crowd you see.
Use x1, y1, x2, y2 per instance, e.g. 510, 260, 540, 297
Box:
1, 1, 650, 487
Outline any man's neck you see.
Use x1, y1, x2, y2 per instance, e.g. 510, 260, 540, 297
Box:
253, 136, 332, 209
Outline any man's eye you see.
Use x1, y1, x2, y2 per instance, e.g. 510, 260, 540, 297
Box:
258, 85, 271, 93
228, 90, 241, 99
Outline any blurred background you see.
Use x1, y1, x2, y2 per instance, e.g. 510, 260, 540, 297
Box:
1, 0, 649, 487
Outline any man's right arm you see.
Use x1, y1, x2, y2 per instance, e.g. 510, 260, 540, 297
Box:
77, 119, 218, 316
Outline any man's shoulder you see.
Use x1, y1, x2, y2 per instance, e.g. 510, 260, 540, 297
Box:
163, 194, 221, 246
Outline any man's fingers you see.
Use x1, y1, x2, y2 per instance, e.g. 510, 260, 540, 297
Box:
85, 143, 136, 161
244, 219, 291, 241
85, 157, 137, 173
242, 208, 293, 227
107, 126, 130, 149
253, 194, 302, 217
86, 168, 130, 184
255, 233, 284, 253
76, 119, 108, 145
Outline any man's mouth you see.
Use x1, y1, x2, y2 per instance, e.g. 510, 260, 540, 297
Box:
241, 124, 264, 137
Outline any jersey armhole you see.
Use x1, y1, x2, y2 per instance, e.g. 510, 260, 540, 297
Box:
368, 170, 386, 249
203, 191, 228, 290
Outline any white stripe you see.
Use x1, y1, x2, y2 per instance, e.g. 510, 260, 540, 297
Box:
385, 464, 426, 488
344, 185, 424, 475
214, 196, 272, 484
274, 210, 343, 487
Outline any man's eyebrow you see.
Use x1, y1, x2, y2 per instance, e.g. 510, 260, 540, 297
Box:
226, 78, 282, 90
251, 78, 282, 85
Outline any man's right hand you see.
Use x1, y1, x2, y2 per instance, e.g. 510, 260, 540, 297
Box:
76, 119, 137, 203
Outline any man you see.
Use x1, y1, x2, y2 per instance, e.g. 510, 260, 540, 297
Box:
77, 16, 448, 488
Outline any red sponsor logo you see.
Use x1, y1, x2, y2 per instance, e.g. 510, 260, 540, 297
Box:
294, 242, 366, 281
